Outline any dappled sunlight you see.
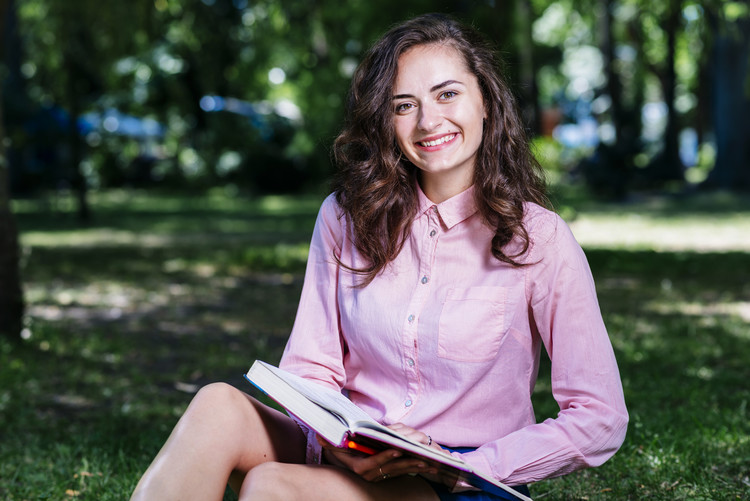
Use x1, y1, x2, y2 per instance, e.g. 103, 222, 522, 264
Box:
5, 0, 749, 493
25, 281, 168, 325
569, 213, 750, 251
7, 191, 750, 500
24, 269, 302, 344
21, 229, 313, 249
21, 229, 176, 248
644, 299, 750, 325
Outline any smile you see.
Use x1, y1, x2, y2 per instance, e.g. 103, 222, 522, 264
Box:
418, 134, 456, 147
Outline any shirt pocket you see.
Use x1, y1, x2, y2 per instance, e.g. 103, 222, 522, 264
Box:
437, 286, 507, 362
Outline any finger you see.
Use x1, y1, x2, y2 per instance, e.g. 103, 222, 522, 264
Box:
330, 448, 402, 479
324, 445, 382, 466
385, 422, 414, 434
358, 451, 408, 482
368, 457, 440, 482
386, 423, 433, 446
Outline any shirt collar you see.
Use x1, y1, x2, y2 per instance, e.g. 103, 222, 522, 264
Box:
416, 183, 478, 229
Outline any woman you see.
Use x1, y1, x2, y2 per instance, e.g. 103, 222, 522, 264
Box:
131, 13, 628, 501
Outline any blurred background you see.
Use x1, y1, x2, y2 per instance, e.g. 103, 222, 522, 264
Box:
1, 1, 749, 499
2, 0, 748, 208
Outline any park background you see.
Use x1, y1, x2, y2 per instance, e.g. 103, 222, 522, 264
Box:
0, 0, 748, 499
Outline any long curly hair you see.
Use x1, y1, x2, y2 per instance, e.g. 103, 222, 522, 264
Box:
332, 13, 548, 285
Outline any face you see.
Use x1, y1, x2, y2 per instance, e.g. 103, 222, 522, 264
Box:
392, 43, 485, 202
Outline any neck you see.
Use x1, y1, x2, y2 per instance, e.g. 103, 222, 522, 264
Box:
418, 172, 473, 204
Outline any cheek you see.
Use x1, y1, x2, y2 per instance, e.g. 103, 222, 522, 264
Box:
394, 122, 412, 150
466, 110, 486, 140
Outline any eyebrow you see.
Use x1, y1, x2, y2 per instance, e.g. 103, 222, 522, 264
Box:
392, 79, 465, 100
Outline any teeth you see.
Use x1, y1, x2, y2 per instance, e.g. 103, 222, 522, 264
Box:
420, 134, 455, 147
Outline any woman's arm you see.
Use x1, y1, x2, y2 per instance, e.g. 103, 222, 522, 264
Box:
452, 210, 629, 485
280, 194, 348, 389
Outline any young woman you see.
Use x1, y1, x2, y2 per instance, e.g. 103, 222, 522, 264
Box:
130, 13, 628, 501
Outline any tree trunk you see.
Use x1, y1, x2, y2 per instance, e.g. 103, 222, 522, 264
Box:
657, 0, 685, 182
600, 0, 624, 145
0, 0, 25, 341
0, 180, 24, 342
704, 13, 750, 190
582, 0, 631, 199
515, 0, 540, 134
67, 100, 90, 222
64, 46, 90, 222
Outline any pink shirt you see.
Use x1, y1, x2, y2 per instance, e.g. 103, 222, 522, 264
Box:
280, 185, 628, 485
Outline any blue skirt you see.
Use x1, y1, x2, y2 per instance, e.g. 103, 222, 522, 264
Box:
426, 447, 530, 501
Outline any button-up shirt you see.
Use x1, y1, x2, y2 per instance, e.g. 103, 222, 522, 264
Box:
280, 185, 628, 485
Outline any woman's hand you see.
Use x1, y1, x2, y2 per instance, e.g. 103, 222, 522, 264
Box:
385, 423, 444, 453
316, 423, 450, 485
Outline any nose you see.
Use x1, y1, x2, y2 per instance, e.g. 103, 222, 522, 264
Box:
417, 102, 442, 131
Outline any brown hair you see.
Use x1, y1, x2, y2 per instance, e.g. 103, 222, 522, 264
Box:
332, 13, 548, 285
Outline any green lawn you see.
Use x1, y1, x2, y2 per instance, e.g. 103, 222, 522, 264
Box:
2, 188, 749, 500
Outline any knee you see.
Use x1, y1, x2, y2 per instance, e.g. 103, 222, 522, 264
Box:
182, 382, 251, 425
244, 461, 288, 484
241, 462, 302, 499
192, 382, 243, 408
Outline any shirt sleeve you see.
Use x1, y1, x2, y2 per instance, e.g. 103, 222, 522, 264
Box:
278, 195, 349, 464
453, 210, 629, 485
279, 194, 347, 389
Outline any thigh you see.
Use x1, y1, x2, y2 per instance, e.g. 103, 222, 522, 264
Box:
131, 383, 308, 501
208, 386, 307, 489
234, 389, 308, 465
186, 383, 306, 464
239, 462, 440, 501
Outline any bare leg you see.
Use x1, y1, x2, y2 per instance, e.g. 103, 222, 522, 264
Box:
130, 382, 306, 501
239, 462, 440, 501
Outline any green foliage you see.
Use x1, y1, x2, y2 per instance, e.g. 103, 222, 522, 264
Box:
8, 0, 749, 197
3, 190, 750, 499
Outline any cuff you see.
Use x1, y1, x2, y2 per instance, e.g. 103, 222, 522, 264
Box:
293, 419, 324, 465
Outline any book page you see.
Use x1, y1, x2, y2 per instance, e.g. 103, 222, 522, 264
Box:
257, 362, 378, 427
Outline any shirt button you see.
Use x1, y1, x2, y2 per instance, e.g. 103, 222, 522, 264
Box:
407, 358, 415, 367
405, 399, 413, 407
429, 229, 437, 237
421, 276, 429, 284
408, 314, 415, 323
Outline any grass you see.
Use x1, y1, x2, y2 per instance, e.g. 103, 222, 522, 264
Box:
2, 187, 749, 500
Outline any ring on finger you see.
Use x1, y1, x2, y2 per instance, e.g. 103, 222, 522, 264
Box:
427, 435, 432, 446
379, 466, 389, 480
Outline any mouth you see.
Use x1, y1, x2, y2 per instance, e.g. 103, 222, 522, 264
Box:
417, 133, 457, 148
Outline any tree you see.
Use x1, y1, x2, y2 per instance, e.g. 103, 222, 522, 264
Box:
587, 0, 637, 199
17, 0, 152, 217
0, 0, 25, 341
703, 1, 750, 190
640, 0, 685, 183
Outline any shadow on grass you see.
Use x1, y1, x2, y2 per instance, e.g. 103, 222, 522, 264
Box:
2, 266, 302, 499
3, 196, 750, 499
532, 248, 750, 499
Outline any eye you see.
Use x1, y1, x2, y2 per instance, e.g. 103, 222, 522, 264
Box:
395, 102, 414, 114
439, 90, 458, 100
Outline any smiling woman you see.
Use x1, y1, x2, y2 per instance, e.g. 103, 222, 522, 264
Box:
392, 44, 486, 203
130, 13, 627, 501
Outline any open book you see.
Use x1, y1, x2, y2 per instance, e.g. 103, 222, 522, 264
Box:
244, 360, 532, 501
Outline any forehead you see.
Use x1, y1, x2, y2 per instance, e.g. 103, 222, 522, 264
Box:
394, 43, 473, 88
